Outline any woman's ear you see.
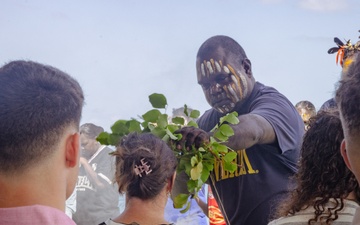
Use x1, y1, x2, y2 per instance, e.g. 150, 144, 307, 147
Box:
340, 139, 352, 171
167, 172, 177, 192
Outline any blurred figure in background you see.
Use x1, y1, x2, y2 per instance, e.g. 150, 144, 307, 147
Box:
294, 100, 316, 131
73, 123, 120, 225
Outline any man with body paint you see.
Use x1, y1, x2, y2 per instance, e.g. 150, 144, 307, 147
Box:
175, 35, 304, 225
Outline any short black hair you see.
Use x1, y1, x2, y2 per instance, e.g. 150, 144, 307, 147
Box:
197, 35, 248, 62
0, 60, 84, 173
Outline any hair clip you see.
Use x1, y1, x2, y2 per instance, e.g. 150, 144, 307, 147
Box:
328, 30, 360, 67
134, 158, 152, 177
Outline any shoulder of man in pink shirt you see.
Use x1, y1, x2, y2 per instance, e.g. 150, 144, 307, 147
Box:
0, 205, 76, 225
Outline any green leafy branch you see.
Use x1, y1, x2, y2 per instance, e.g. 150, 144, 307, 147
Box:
97, 93, 239, 212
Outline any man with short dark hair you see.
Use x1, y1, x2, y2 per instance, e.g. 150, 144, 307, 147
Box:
0, 60, 84, 224
176, 35, 304, 224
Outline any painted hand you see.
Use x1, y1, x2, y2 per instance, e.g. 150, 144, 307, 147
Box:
174, 126, 210, 151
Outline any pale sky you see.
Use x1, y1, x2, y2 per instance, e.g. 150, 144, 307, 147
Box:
1, 0, 359, 131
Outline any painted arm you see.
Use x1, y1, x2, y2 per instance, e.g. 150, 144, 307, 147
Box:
226, 113, 276, 150
175, 113, 275, 151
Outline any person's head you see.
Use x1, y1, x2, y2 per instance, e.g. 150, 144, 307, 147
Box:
80, 123, 104, 159
294, 100, 316, 130
336, 52, 360, 186
319, 98, 337, 112
114, 132, 177, 201
0, 60, 84, 199
276, 109, 360, 223
196, 35, 255, 114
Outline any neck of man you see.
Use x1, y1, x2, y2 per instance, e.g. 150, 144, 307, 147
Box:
0, 158, 67, 212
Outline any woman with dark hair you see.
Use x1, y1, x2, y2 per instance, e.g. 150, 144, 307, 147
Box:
100, 132, 178, 225
268, 110, 360, 225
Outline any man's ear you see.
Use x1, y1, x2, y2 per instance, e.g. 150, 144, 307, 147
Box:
65, 132, 80, 168
340, 139, 352, 171
242, 58, 252, 76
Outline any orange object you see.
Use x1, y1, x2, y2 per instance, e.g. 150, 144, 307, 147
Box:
208, 187, 226, 225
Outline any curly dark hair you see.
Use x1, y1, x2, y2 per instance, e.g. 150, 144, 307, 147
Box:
275, 109, 360, 224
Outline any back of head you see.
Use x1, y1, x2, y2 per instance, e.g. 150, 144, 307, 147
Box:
197, 35, 247, 62
336, 53, 360, 136
279, 109, 360, 220
114, 132, 177, 200
0, 60, 84, 174
80, 123, 104, 140
299, 110, 357, 199
319, 98, 337, 112
295, 100, 316, 126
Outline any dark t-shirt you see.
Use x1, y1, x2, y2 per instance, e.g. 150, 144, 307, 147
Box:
197, 82, 304, 225
73, 146, 120, 225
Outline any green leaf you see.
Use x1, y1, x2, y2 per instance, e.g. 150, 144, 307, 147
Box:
142, 109, 161, 123
108, 134, 122, 146
180, 201, 191, 213
214, 130, 229, 142
187, 121, 198, 128
220, 112, 239, 125
167, 124, 180, 133
111, 120, 129, 135
224, 151, 237, 163
156, 114, 168, 128
151, 127, 167, 138
190, 161, 203, 180
187, 179, 197, 193
149, 93, 167, 109
190, 156, 198, 167
203, 161, 214, 171
212, 142, 228, 153
147, 122, 156, 131
162, 134, 170, 143
190, 110, 200, 119
127, 120, 142, 133
224, 161, 237, 172
96, 132, 110, 145
219, 124, 234, 137
184, 160, 192, 175
172, 116, 185, 125
178, 157, 190, 171
165, 127, 179, 140
173, 194, 190, 209
200, 167, 210, 183
183, 104, 189, 116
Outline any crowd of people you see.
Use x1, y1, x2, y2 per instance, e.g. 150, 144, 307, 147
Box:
1, 33, 360, 225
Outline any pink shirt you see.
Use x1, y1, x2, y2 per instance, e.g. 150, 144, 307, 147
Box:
0, 204, 76, 225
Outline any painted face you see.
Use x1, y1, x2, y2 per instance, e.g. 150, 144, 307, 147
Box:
197, 58, 249, 113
